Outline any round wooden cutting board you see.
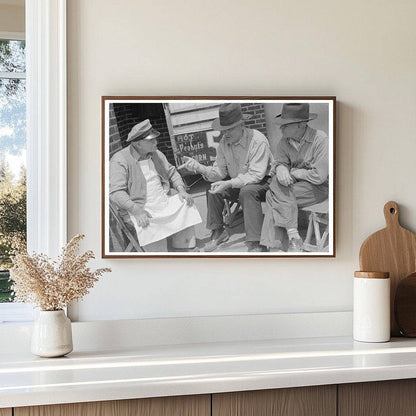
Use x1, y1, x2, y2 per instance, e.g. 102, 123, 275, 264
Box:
359, 201, 416, 336
395, 273, 416, 337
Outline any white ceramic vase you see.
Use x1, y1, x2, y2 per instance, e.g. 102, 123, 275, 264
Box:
31, 310, 73, 357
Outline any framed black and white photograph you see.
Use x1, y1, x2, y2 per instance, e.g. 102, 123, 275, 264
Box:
102, 97, 336, 258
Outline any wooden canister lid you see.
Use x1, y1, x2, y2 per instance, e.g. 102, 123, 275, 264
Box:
354, 271, 390, 279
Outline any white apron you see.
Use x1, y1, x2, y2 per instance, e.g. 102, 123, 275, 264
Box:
129, 159, 201, 246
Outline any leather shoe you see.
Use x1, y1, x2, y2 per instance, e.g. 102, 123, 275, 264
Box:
203, 228, 229, 252
246, 241, 268, 252
288, 237, 303, 252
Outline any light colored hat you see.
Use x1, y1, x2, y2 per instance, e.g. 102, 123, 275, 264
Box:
211, 103, 252, 131
275, 103, 317, 126
127, 119, 160, 142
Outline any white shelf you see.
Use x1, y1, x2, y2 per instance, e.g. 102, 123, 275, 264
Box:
2, 335, 416, 408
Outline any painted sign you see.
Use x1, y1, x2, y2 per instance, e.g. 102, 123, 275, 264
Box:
174, 130, 221, 167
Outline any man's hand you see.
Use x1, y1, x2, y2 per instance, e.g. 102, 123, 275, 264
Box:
136, 210, 152, 228
290, 168, 304, 181
177, 156, 203, 174
178, 189, 194, 206
209, 180, 232, 194
275, 165, 294, 187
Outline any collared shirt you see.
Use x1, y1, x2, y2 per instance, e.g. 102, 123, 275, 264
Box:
109, 146, 185, 214
273, 126, 329, 185
288, 135, 306, 152
202, 128, 272, 188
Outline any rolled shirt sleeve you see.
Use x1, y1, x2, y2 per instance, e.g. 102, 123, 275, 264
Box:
273, 139, 292, 171
201, 145, 228, 183
272, 128, 329, 186
295, 134, 329, 185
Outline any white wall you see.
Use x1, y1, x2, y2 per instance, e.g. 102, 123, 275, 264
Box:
67, 0, 416, 322
0, 3, 24, 33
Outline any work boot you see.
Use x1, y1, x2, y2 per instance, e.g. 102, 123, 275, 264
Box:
203, 228, 229, 252
288, 237, 303, 252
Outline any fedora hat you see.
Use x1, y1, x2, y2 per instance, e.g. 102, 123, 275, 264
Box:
275, 103, 317, 126
127, 119, 160, 142
212, 103, 252, 131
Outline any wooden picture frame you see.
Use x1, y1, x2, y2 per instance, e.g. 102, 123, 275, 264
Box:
102, 96, 336, 258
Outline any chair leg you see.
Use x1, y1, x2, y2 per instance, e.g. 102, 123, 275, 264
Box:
304, 213, 314, 246
123, 227, 143, 252
303, 212, 329, 252
223, 200, 243, 228
316, 214, 329, 250
318, 229, 329, 250
109, 205, 144, 252
228, 201, 242, 228
109, 224, 125, 252
312, 213, 322, 245
224, 200, 232, 226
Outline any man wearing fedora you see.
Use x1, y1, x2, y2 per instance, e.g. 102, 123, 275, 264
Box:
262, 103, 329, 252
110, 119, 201, 252
179, 103, 272, 252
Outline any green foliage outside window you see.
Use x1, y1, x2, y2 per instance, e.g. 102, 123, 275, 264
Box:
0, 38, 27, 302
0, 161, 26, 302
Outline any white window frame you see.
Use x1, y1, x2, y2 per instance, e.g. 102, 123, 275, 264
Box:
0, 31, 28, 322
0, 0, 67, 323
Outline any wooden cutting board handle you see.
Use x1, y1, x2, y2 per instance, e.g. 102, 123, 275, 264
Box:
384, 201, 400, 229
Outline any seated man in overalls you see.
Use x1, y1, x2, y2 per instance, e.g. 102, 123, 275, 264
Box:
261, 103, 329, 252
179, 103, 272, 252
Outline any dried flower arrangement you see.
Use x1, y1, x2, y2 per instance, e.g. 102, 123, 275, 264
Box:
10, 234, 111, 311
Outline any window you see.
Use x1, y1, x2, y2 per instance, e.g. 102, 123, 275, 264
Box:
0, 0, 67, 323
0, 34, 26, 306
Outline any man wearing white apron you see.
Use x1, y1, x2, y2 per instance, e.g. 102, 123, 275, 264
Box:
109, 120, 202, 252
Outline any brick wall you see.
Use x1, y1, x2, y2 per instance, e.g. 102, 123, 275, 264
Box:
109, 103, 175, 164
108, 102, 267, 161
241, 103, 267, 136
109, 103, 122, 158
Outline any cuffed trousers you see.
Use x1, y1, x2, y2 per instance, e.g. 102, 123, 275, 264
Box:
266, 176, 328, 229
206, 180, 269, 242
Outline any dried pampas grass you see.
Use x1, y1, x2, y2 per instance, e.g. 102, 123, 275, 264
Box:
10, 234, 111, 311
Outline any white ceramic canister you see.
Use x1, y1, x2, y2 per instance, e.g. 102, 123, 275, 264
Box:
353, 271, 390, 342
